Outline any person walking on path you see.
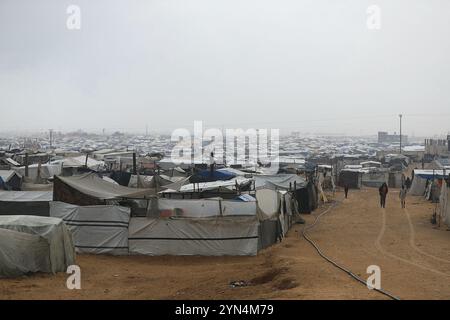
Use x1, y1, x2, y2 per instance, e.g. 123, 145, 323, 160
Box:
379, 182, 389, 208
344, 184, 349, 199
399, 185, 407, 208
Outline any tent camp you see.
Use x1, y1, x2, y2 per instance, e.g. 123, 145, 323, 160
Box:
0, 191, 52, 216
0, 215, 75, 277
53, 173, 155, 205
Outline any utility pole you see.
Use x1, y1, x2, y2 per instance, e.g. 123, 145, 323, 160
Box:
399, 114, 402, 154
49, 129, 53, 149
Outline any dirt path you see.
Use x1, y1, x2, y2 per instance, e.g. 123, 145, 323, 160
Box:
1, 188, 449, 299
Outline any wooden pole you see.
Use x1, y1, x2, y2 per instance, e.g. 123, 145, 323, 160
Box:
24, 153, 29, 177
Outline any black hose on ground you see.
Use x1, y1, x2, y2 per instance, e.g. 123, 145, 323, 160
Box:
301, 200, 401, 300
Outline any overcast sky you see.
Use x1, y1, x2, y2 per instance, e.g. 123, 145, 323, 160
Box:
1, 0, 449, 136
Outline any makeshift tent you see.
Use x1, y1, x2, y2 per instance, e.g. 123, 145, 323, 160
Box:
339, 170, 362, 189
438, 180, 450, 227
110, 171, 132, 186
0, 215, 75, 277
128, 216, 259, 256
253, 174, 306, 190
293, 181, 318, 213
317, 173, 328, 202
129, 194, 289, 256
190, 169, 236, 183
50, 202, 130, 255
0, 170, 22, 190
256, 189, 280, 220
53, 173, 155, 206
155, 198, 257, 218
361, 171, 388, 188
255, 188, 294, 245
160, 177, 251, 195
128, 174, 154, 188
388, 172, 403, 188
0, 191, 52, 216
51, 156, 104, 171
410, 170, 449, 196
13, 163, 61, 181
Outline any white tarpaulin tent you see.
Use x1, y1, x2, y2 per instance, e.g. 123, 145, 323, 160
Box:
51, 156, 105, 171
0, 215, 75, 277
50, 202, 130, 255
256, 188, 280, 220
128, 216, 259, 256
128, 174, 154, 188
13, 163, 61, 180
439, 180, 450, 227
410, 170, 449, 196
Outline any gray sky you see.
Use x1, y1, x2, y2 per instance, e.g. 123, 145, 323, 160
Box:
1, 0, 449, 136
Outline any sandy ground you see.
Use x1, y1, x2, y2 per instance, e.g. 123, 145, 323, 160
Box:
1, 187, 450, 300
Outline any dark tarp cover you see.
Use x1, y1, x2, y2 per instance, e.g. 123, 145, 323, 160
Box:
191, 169, 236, 183
53, 173, 155, 206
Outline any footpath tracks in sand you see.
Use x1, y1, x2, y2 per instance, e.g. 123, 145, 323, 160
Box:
375, 203, 450, 278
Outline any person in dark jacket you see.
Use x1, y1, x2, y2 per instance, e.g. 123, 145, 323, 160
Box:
405, 177, 412, 190
379, 182, 389, 208
344, 184, 349, 199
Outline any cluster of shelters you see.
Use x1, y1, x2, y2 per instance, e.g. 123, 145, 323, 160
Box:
0, 152, 328, 277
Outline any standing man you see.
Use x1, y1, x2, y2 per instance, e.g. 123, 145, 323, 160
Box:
405, 177, 412, 190
344, 183, 349, 199
379, 182, 389, 208
399, 185, 407, 208
209, 151, 216, 174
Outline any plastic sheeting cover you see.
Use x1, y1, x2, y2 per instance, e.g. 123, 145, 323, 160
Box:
0, 215, 75, 277
129, 216, 259, 256
0, 191, 53, 202
157, 198, 256, 218
256, 189, 280, 220
0, 228, 51, 277
55, 173, 155, 200
410, 176, 427, 196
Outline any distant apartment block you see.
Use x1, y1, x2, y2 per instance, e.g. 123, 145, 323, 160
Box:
378, 131, 408, 144
425, 136, 450, 156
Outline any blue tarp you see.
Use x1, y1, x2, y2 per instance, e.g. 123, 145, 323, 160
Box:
414, 170, 450, 180
195, 169, 236, 182
235, 194, 256, 202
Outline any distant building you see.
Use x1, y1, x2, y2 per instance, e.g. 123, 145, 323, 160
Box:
378, 131, 408, 144
425, 137, 450, 156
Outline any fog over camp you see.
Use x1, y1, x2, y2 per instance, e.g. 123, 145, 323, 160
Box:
1, 0, 450, 305
1, 0, 450, 135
